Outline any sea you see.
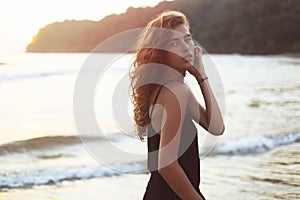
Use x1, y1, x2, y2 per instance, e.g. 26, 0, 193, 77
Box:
0, 52, 299, 200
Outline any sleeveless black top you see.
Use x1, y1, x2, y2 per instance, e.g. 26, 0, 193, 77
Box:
143, 83, 205, 200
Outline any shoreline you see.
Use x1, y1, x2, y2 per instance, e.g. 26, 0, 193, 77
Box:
21, 51, 300, 58
281, 51, 300, 58
0, 174, 150, 200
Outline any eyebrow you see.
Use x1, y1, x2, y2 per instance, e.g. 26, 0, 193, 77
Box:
169, 34, 192, 42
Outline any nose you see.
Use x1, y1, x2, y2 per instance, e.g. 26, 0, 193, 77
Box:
181, 41, 189, 53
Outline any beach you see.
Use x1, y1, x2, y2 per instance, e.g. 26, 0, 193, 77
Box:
1, 142, 300, 200
0, 52, 299, 199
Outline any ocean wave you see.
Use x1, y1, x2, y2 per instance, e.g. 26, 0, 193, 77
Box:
207, 132, 300, 156
0, 135, 106, 156
0, 71, 70, 82
0, 162, 146, 190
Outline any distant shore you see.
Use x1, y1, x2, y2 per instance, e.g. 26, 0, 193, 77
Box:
22, 51, 300, 58
27, 0, 300, 55
282, 52, 300, 58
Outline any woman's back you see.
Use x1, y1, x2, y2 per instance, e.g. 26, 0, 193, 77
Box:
143, 84, 201, 200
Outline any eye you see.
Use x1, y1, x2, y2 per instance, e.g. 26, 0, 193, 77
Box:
185, 37, 192, 43
169, 41, 178, 47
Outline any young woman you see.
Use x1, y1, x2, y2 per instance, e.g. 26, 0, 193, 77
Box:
130, 11, 225, 200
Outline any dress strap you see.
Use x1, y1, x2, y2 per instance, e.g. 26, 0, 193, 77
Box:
149, 85, 164, 117
149, 80, 174, 117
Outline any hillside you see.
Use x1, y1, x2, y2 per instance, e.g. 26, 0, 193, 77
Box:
27, 0, 300, 55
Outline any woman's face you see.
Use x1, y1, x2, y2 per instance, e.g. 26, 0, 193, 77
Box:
164, 24, 195, 73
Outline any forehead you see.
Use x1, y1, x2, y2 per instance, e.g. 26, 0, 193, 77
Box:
170, 24, 190, 38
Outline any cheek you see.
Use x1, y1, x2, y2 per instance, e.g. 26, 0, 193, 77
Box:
164, 53, 187, 68
165, 52, 179, 63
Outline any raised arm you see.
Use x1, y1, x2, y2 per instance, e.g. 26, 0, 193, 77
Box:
187, 46, 225, 135
153, 82, 204, 200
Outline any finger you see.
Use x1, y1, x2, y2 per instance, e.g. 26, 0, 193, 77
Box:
194, 45, 201, 52
194, 46, 202, 55
193, 46, 201, 68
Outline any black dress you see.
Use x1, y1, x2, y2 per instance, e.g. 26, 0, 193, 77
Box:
143, 84, 206, 200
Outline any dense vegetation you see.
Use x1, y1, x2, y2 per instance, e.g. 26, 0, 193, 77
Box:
27, 0, 300, 55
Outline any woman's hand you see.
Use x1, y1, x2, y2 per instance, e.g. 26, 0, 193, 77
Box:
187, 46, 206, 83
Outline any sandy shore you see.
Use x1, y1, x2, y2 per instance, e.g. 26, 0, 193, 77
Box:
0, 174, 149, 200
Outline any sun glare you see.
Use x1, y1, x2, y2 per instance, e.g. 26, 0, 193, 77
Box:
0, 0, 165, 52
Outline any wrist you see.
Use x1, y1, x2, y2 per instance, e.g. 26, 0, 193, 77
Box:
199, 71, 207, 78
198, 76, 208, 85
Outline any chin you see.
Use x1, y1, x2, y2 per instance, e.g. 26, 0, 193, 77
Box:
183, 62, 192, 68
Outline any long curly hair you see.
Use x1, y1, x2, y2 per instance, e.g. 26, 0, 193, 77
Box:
130, 11, 190, 141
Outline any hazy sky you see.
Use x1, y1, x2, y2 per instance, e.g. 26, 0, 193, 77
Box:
0, 0, 164, 53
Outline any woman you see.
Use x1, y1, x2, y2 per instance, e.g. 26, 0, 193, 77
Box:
130, 11, 225, 200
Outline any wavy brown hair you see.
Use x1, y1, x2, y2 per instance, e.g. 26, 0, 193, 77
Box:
130, 11, 190, 141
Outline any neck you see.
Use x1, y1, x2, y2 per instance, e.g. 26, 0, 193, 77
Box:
162, 69, 186, 83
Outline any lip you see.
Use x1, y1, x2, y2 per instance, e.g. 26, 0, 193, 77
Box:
183, 54, 193, 61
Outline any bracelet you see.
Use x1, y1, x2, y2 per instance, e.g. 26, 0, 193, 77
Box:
199, 77, 208, 85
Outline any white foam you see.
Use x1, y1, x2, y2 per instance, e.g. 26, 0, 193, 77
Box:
0, 163, 146, 189
210, 132, 300, 155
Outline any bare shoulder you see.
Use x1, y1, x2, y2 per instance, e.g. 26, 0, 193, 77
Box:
159, 81, 191, 107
